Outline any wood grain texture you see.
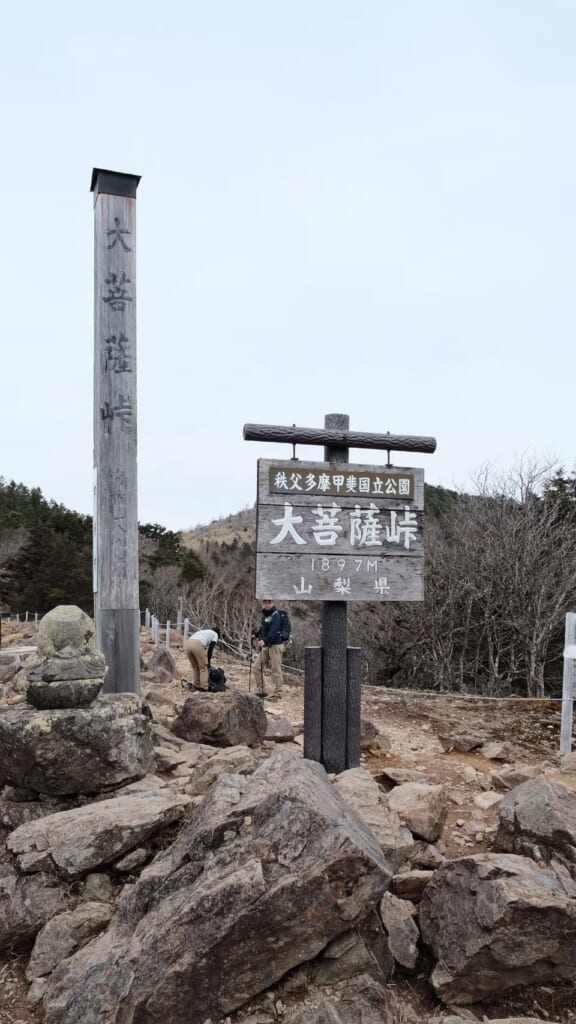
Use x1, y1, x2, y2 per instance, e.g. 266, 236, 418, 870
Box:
255, 553, 424, 602
257, 460, 425, 509
321, 601, 348, 773
256, 504, 424, 556
98, 608, 140, 694
244, 422, 437, 454
346, 647, 362, 769
93, 186, 140, 694
304, 646, 322, 762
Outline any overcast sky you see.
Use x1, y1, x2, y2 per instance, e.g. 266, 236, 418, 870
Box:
2, 1, 575, 530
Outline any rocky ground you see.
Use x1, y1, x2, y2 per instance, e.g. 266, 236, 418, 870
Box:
1, 620, 575, 1023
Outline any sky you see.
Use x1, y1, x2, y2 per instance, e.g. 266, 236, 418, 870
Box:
1, 1, 575, 531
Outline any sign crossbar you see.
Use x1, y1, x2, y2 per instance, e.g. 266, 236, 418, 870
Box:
244, 423, 436, 455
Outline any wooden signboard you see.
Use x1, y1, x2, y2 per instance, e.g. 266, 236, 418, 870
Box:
256, 459, 424, 602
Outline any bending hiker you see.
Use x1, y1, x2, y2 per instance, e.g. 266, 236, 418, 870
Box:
184, 627, 219, 692
252, 599, 288, 701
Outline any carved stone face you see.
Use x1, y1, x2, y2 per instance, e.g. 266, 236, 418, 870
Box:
37, 605, 96, 657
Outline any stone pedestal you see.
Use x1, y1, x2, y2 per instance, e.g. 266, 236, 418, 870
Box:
0, 695, 154, 796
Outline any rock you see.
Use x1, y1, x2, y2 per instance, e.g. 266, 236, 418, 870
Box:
146, 648, 177, 679
479, 740, 514, 761
360, 719, 391, 752
387, 782, 448, 842
0, 861, 67, 952
184, 745, 259, 797
419, 853, 576, 1003
0, 798, 61, 830
7, 789, 191, 878
491, 764, 541, 791
489, 1019, 562, 1024
473, 790, 502, 811
151, 722, 187, 749
42, 751, 393, 1024
438, 733, 485, 753
379, 891, 419, 970
114, 847, 149, 872
24, 605, 106, 708
171, 691, 268, 747
113, 774, 167, 794
313, 911, 392, 985
265, 715, 295, 742
462, 766, 478, 783
154, 745, 187, 772
333, 767, 414, 872
82, 873, 115, 901
406, 840, 445, 869
143, 679, 175, 701
496, 777, 576, 877
376, 767, 424, 787
389, 870, 433, 902
0, 693, 155, 795
26, 902, 113, 980
283, 975, 397, 1024
27, 976, 48, 1005
0, 654, 24, 685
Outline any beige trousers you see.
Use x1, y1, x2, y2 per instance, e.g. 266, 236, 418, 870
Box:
184, 637, 209, 690
253, 643, 285, 695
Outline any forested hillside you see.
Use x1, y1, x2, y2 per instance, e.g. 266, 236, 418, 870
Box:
3, 464, 576, 699
0, 478, 204, 614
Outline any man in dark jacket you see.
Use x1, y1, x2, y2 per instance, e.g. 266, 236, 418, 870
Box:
253, 599, 285, 700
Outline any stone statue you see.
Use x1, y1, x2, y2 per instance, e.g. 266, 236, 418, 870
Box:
25, 605, 107, 709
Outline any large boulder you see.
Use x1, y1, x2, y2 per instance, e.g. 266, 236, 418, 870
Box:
419, 853, 576, 1003
7, 789, 191, 878
496, 777, 576, 878
171, 690, 268, 747
42, 751, 392, 1024
0, 693, 154, 795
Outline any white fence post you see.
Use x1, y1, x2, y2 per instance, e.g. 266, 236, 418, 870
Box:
145, 608, 150, 629
560, 612, 576, 754
183, 618, 190, 645
165, 621, 171, 650
177, 597, 183, 633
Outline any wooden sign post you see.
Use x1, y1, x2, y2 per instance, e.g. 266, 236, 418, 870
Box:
91, 168, 141, 694
244, 414, 436, 773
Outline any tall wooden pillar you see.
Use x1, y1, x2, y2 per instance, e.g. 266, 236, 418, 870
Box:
91, 168, 141, 694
